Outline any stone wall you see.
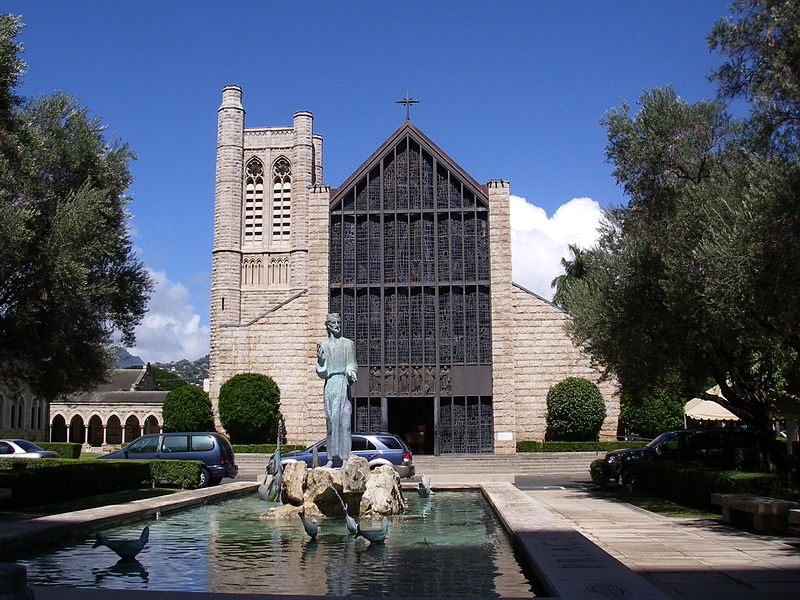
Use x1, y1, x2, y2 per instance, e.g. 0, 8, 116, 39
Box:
511, 284, 620, 441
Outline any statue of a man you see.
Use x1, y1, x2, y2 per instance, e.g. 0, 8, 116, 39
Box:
316, 313, 357, 469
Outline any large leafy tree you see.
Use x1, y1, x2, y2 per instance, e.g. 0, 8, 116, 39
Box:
0, 15, 152, 398
550, 243, 592, 311
565, 0, 800, 471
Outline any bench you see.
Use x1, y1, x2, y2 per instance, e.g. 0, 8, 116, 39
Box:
711, 493, 799, 534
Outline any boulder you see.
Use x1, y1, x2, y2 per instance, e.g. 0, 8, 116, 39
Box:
260, 501, 322, 520
281, 461, 307, 505
360, 465, 407, 515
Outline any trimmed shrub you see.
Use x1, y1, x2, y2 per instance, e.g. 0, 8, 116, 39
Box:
0, 458, 204, 509
516, 440, 649, 452
162, 385, 214, 432
631, 460, 783, 509
38, 442, 81, 458
232, 444, 305, 454
219, 373, 281, 444
545, 377, 606, 441
620, 385, 685, 439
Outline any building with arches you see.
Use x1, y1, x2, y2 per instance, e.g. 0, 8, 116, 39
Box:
48, 365, 164, 448
209, 86, 620, 454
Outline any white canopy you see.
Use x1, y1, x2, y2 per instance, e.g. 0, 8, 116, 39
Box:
684, 398, 740, 421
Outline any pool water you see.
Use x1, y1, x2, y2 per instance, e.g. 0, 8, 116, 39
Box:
17, 491, 539, 597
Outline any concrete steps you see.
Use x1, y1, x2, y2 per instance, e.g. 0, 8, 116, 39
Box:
232, 451, 602, 481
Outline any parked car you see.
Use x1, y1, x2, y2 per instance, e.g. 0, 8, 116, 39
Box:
0, 439, 58, 458
605, 428, 756, 485
99, 432, 238, 487
270, 433, 415, 478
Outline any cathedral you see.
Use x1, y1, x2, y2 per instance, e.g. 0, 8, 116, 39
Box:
209, 85, 619, 454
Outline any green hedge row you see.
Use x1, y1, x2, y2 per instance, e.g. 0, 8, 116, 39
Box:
631, 460, 784, 509
232, 444, 305, 453
516, 440, 649, 452
0, 458, 203, 510
37, 442, 82, 459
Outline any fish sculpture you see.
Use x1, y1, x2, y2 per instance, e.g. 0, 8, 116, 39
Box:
93, 526, 150, 560
417, 475, 433, 498
299, 509, 319, 540
266, 445, 283, 503
355, 516, 388, 544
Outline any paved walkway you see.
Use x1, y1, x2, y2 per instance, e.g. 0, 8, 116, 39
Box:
525, 486, 800, 600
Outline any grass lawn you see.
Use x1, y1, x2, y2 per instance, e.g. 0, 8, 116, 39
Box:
8, 488, 179, 517
591, 486, 718, 518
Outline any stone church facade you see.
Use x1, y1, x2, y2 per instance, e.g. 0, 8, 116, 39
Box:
209, 85, 618, 454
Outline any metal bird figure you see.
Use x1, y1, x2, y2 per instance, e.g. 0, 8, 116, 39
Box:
417, 475, 433, 498
93, 526, 150, 560
327, 483, 358, 534
355, 516, 388, 544
298, 509, 319, 540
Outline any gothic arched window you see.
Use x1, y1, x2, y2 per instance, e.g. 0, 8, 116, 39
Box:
244, 158, 264, 239
272, 157, 291, 239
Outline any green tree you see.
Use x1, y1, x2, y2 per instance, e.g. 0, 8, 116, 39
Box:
545, 377, 606, 441
150, 366, 190, 391
162, 386, 214, 432
620, 386, 686, 439
0, 15, 152, 398
218, 373, 281, 443
551, 243, 592, 311
565, 5, 800, 470
709, 0, 800, 157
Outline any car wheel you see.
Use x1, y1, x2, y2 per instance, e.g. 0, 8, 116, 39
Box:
198, 467, 211, 488
620, 467, 636, 489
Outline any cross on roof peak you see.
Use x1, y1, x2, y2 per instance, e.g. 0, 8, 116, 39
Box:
396, 90, 420, 121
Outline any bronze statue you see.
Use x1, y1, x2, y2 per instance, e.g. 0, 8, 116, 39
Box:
316, 313, 357, 469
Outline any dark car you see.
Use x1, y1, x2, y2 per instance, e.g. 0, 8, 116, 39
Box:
99, 432, 238, 487
0, 439, 58, 458
271, 433, 415, 478
605, 428, 756, 485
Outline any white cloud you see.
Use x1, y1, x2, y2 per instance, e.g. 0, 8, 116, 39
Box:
510, 195, 603, 299
124, 269, 209, 363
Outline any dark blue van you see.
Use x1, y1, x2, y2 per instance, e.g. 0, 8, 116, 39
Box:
99, 432, 238, 487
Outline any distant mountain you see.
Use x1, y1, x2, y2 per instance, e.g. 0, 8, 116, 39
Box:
152, 355, 209, 387
115, 347, 144, 368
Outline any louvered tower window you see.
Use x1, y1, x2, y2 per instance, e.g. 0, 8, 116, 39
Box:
272, 158, 291, 239
244, 159, 264, 239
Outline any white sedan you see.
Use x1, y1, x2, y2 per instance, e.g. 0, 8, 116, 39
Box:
0, 439, 58, 458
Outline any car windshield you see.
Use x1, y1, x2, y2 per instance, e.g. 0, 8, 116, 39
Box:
645, 432, 674, 448
15, 440, 44, 451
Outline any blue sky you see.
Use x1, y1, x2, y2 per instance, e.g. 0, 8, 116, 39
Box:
6, 1, 734, 362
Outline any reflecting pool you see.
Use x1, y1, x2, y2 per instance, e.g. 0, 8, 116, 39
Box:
16, 491, 539, 597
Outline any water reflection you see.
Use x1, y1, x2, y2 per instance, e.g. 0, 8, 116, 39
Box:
93, 559, 149, 585
16, 492, 536, 597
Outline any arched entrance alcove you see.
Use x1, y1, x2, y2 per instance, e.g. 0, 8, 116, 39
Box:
124, 416, 140, 442
87, 415, 103, 447
143, 415, 160, 435
50, 415, 67, 442
106, 415, 122, 445
69, 415, 85, 444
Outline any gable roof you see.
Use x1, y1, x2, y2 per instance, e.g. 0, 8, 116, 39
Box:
330, 121, 488, 204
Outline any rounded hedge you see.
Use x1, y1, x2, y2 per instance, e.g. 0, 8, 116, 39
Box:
162, 386, 214, 432
218, 373, 281, 444
545, 377, 606, 441
620, 385, 685, 439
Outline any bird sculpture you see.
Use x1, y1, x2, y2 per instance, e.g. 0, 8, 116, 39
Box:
298, 509, 319, 540
354, 516, 388, 544
327, 483, 358, 535
344, 504, 359, 535
93, 526, 150, 560
417, 475, 433, 498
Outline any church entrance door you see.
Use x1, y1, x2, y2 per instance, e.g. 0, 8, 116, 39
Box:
387, 397, 435, 455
